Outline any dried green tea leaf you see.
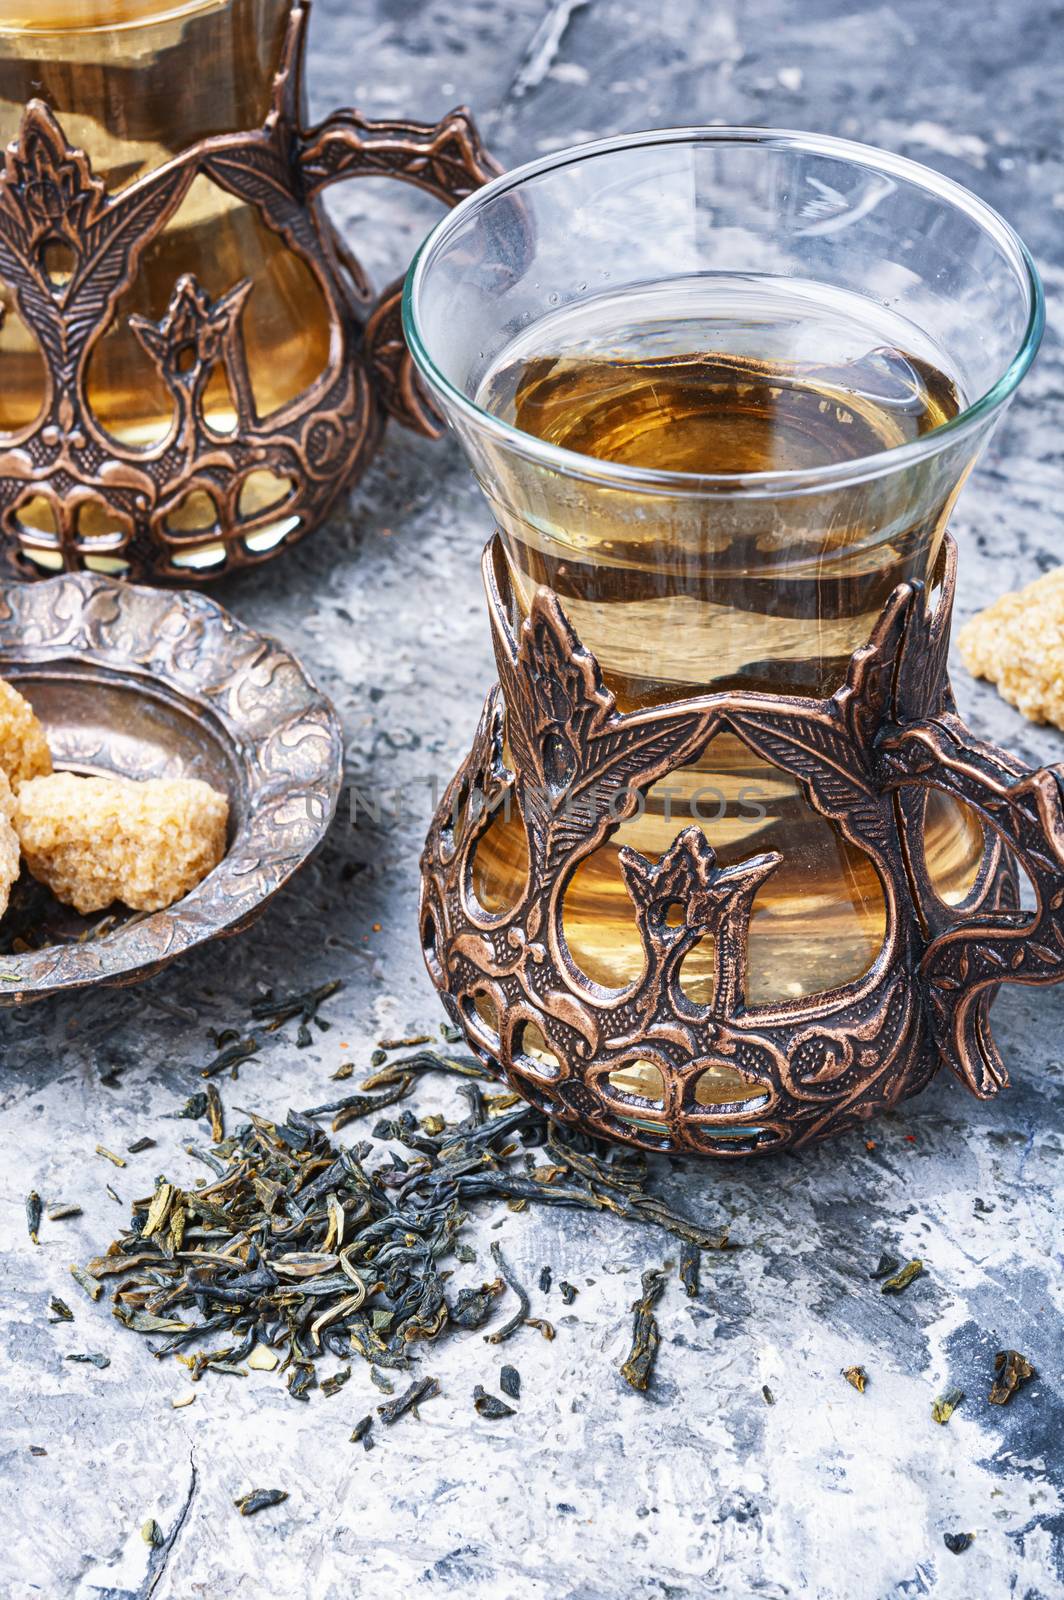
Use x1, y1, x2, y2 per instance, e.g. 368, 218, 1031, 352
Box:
95, 1145, 126, 1168
65, 1352, 110, 1369
538, 1266, 552, 1294
251, 978, 342, 1034
206, 1083, 225, 1144
69, 1264, 103, 1301
287, 1365, 315, 1402
26, 1190, 41, 1244
679, 1241, 700, 1298
450, 1279, 505, 1330
473, 1384, 515, 1419
989, 1349, 1035, 1406
869, 1252, 901, 1281
46, 1203, 82, 1221
331, 1063, 354, 1081
377, 1034, 432, 1051
761, 1384, 775, 1405
843, 1365, 867, 1393
201, 1037, 260, 1079
880, 1259, 923, 1295
499, 1365, 520, 1400
234, 1488, 288, 1517
141, 1519, 162, 1547
369, 1367, 394, 1395
932, 1385, 964, 1424
349, 1415, 373, 1444
559, 1281, 577, 1306
126, 1138, 155, 1155
321, 1367, 351, 1398
171, 1391, 196, 1409
48, 1296, 74, 1323
943, 1532, 973, 1554
485, 1242, 531, 1345
620, 1267, 667, 1393
173, 1093, 208, 1120
377, 1375, 440, 1424
29, 1445, 46, 1456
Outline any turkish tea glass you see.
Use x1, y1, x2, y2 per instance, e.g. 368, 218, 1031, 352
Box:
405, 129, 1048, 1154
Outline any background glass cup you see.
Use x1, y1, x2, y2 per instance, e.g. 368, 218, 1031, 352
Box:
404, 128, 1042, 1015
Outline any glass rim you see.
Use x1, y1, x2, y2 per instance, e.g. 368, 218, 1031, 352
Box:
403, 125, 1045, 497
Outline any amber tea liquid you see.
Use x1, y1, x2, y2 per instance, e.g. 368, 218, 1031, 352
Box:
471, 277, 984, 1009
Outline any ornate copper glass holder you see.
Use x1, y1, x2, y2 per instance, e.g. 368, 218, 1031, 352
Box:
0, 1, 496, 581
420, 536, 1064, 1158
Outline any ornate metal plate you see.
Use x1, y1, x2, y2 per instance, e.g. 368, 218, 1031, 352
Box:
0, 572, 342, 1003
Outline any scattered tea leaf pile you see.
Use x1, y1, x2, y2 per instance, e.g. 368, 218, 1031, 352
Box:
70, 1040, 730, 1397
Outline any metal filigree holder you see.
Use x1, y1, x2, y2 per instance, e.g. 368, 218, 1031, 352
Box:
0, 0, 497, 581
420, 534, 1064, 1157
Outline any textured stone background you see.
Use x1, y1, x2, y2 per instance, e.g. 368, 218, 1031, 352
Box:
1, 1, 1062, 1597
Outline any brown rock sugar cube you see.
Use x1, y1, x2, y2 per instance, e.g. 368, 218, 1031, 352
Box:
14, 772, 228, 914
0, 769, 21, 919
957, 566, 1064, 728
0, 676, 52, 791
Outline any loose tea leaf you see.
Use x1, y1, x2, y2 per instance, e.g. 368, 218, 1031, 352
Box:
206, 1084, 225, 1144
538, 1266, 552, 1294
843, 1365, 867, 1393
761, 1385, 775, 1405
69, 1264, 102, 1301
869, 1252, 901, 1281
679, 1241, 700, 1298
126, 1138, 155, 1155
65, 1352, 110, 1369
95, 1145, 126, 1168
880, 1259, 923, 1295
321, 1367, 351, 1398
234, 1488, 288, 1517
48, 1296, 73, 1323
450, 1279, 505, 1330
141, 1519, 162, 1547
473, 1384, 514, 1418
251, 978, 343, 1037
499, 1365, 520, 1400
932, 1385, 964, 1424
485, 1242, 531, 1345
201, 1037, 260, 1080
46, 1203, 83, 1221
26, 1190, 41, 1244
943, 1532, 973, 1554
559, 1281, 577, 1306
620, 1268, 667, 1392
369, 1367, 394, 1395
989, 1349, 1035, 1405
377, 1375, 440, 1424
173, 1093, 209, 1120
349, 1415, 373, 1444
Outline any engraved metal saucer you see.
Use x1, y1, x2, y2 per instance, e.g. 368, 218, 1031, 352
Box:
0, 574, 343, 1004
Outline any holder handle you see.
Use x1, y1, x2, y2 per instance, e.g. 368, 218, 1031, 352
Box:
297, 106, 501, 436
880, 714, 1064, 1097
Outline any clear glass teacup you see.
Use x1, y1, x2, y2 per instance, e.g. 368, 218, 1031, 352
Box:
405, 129, 1062, 1157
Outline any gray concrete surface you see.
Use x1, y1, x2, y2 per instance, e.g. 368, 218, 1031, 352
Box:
1, 1, 1062, 1596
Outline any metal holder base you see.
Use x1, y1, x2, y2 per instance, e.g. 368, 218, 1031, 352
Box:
0, 0, 497, 581
420, 535, 1064, 1157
